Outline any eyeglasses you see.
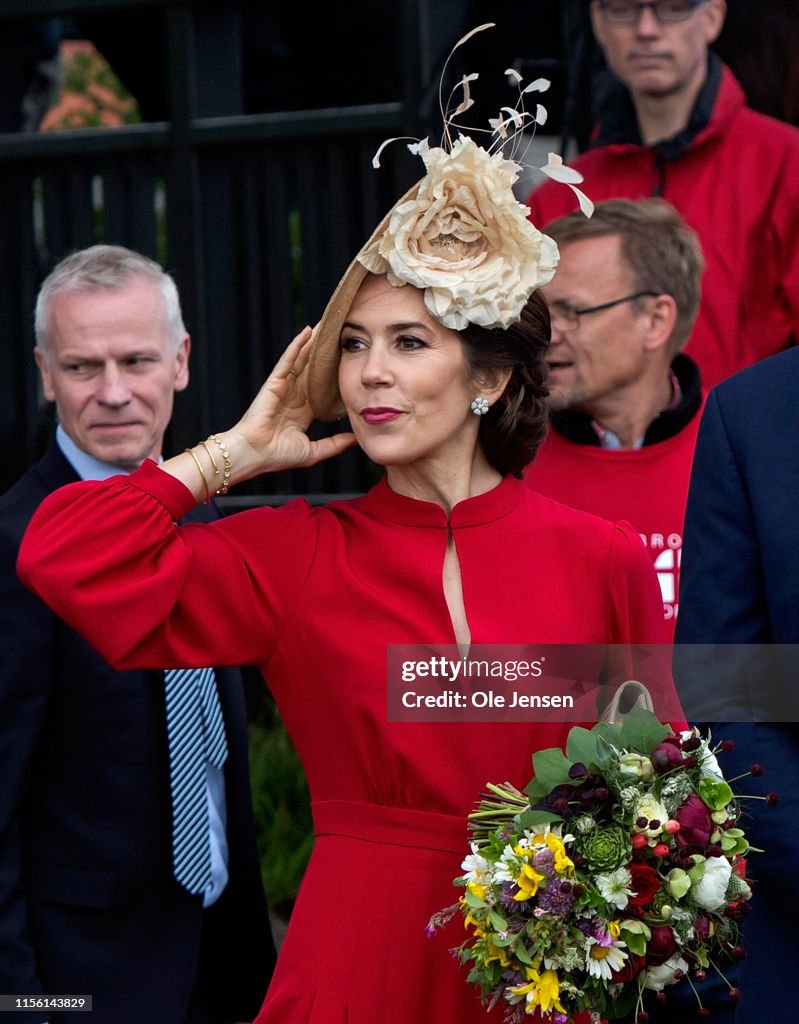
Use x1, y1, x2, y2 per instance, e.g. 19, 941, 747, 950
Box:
598, 0, 708, 23
547, 291, 658, 332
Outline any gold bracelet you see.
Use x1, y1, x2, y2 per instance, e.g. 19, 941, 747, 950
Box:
185, 446, 212, 504
207, 434, 232, 494
199, 439, 219, 475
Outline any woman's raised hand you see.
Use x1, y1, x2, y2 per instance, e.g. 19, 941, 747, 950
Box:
228, 326, 356, 480
164, 327, 356, 500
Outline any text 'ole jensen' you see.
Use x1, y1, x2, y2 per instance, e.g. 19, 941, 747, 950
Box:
401, 691, 575, 709
483, 692, 574, 708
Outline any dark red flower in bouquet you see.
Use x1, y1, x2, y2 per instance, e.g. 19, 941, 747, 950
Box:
627, 862, 661, 908
612, 952, 647, 983
675, 795, 713, 850
650, 738, 685, 773
646, 925, 678, 966
692, 913, 711, 943
536, 782, 578, 818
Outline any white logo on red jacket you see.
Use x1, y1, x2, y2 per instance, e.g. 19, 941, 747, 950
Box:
640, 532, 682, 621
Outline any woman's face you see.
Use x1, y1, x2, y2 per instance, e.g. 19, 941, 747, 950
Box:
337, 275, 482, 471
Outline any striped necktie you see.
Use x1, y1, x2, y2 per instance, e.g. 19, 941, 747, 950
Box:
164, 666, 228, 894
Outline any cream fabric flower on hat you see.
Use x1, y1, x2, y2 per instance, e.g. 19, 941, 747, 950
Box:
358, 135, 559, 331
307, 22, 592, 421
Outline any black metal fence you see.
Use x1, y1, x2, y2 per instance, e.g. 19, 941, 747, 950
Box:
0, 0, 581, 501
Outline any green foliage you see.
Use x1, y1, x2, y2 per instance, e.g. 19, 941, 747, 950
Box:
248, 699, 313, 918
515, 807, 565, 829
526, 747, 576, 800
527, 710, 671, 799
698, 776, 734, 810
618, 708, 670, 754
579, 824, 630, 872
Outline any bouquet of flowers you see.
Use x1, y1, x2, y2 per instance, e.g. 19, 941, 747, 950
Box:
428, 710, 773, 1022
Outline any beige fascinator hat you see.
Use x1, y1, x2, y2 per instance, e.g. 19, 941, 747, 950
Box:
307, 24, 593, 421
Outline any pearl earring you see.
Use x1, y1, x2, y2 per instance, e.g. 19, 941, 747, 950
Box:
471, 397, 489, 416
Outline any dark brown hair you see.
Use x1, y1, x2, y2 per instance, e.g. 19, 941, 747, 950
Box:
460, 291, 551, 478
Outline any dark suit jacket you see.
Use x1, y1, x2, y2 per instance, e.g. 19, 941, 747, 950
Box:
675, 346, 799, 1022
0, 440, 276, 1024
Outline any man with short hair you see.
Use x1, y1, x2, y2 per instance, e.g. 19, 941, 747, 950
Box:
0, 245, 275, 1024
526, 198, 704, 636
526, 0, 799, 388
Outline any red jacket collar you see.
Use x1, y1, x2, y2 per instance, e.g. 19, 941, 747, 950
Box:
591, 56, 745, 161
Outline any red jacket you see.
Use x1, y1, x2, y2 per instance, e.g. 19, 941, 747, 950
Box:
527, 58, 799, 388
526, 357, 706, 639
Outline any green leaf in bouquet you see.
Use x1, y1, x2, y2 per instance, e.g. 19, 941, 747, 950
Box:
581, 722, 626, 767
464, 889, 487, 909
666, 867, 692, 899
516, 808, 565, 830
488, 909, 508, 933
604, 985, 640, 1020
592, 721, 623, 746
698, 777, 734, 810
513, 942, 534, 967
466, 963, 490, 987
482, 961, 503, 988
618, 919, 650, 956
525, 777, 550, 801
720, 830, 748, 855
694, 946, 710, 968
566, 726, 602, 769
529, 747, 575, 791
621, 930, 647, 956
594, 729, 622, 766
687, 855, 707, 885
618, 708, 670, 752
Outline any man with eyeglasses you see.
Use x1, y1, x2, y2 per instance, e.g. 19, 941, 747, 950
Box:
526, 198, 705, 643
526, 0, 799, 391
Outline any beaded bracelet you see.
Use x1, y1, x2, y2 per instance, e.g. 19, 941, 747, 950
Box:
207, 434, 232, 494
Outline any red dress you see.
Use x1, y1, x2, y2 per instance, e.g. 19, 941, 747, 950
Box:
19, 463, 668, 1023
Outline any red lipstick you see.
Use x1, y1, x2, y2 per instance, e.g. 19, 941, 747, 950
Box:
361, 407, 403, 425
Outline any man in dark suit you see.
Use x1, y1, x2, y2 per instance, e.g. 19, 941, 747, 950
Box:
0, 245, 276, 1023
675, 345, 799, 1020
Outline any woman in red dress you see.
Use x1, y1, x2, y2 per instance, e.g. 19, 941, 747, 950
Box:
19, 95, 669, 1023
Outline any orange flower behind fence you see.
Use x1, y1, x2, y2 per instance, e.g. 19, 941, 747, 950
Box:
41, 39, 140, 131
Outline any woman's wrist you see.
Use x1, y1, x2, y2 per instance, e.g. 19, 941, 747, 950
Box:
206, 428, 268, 487
202, 434, 232, 494
171, 428, 267, 503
